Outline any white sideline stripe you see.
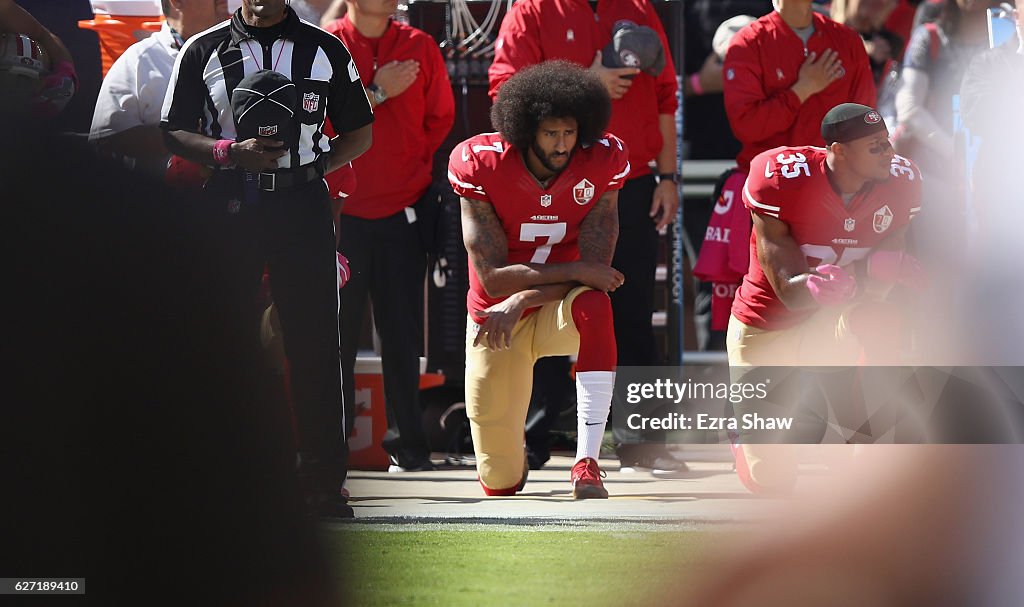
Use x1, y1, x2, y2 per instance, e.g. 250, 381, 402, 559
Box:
743, 181, 781, 212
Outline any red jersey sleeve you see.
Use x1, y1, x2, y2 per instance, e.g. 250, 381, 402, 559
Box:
487, 2, 543, 101
741, 151, 784, 220
723, 28, 803, 145
604, 134, 631, 190
448, 140, 490, 202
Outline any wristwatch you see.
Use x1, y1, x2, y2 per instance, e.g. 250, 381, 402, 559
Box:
368, 83, 388, 106
656, 172, 680, 184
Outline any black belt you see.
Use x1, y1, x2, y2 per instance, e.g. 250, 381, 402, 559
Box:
246, 160, 324, 192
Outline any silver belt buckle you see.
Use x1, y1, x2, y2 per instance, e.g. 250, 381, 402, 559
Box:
259, 172, 276, 192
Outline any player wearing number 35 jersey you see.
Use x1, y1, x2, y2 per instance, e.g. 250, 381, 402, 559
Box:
448, 61, 628, 499
727, 103, 925, 495
734, 143, 922, 333
730, 102, 924, 360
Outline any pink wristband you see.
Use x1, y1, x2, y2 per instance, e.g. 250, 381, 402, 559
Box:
689, 73, 704, 96
212, 139, 233, 166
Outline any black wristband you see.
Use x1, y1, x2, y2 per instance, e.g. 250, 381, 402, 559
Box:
656, 172, 680, 184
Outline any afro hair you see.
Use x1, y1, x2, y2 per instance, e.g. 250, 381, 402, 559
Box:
490, 60, 612, 153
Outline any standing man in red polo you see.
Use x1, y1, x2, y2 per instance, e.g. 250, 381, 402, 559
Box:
488, 0, 687, 477
696, 0, 877, 339
325, 0, 454, 472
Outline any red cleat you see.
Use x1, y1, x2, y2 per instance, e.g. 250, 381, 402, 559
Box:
570, 457, 608, 500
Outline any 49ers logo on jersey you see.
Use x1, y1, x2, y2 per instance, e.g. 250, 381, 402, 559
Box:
573, 179, 595, 205
873, 205, 893, 233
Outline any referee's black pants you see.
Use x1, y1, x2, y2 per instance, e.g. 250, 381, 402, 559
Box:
609, 174, 665, 450
204, 171, 347, 491
338, 208, 430, 465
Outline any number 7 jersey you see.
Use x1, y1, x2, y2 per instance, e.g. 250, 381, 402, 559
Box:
448, 131, 630, 321
733, 145, 923, 330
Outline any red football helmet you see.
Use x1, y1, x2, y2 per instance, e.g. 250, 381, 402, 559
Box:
0, 32, 49, 78
0, 33, 50, 111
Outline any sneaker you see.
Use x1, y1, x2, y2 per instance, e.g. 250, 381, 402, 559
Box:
525, 444, 549, 470
619, 454, 690, 479
388, 454, 437, 473
570, 457, 608, 500
618, 445, 691, 479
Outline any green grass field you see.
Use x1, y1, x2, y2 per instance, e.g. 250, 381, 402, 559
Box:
325, 527, 718, 606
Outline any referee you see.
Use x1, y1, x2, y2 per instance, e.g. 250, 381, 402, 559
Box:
161, 0, 373, 519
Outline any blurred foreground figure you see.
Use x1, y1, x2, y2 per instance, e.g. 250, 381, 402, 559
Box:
958, 0, 1024, 364
678, 16, 1024, 599
0, 114, 342, 605
678, 446, 1024, 606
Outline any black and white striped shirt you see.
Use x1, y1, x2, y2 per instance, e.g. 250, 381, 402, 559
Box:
160, 8, 373, 170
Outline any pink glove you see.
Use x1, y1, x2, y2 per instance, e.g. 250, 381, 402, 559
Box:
32, 60, 77, 117
806, 264, 857, 306
867, 250, 928, 291
337, 252, 351, 289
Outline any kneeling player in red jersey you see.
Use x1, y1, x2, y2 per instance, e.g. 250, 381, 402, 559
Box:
448, 61, 629, 499
728, 103, 927, 494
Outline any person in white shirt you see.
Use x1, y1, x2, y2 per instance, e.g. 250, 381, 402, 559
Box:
89, 0, 228, 175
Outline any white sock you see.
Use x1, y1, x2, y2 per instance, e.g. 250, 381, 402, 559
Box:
575, 371, 615, 462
